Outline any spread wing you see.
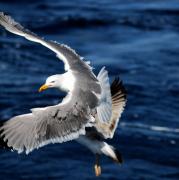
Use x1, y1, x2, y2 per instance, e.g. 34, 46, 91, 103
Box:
0, 90, 96, 154
95, 78, 127, 139
0, 12, 99, 85
0, 12, 102, 153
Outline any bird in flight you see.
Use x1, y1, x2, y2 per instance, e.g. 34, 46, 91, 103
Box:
0, 12, 127, 176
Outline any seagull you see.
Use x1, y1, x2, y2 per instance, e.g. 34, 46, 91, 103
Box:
0, 12, 127, 176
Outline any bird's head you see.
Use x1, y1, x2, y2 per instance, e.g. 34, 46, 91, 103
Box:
39, 75, 62, 92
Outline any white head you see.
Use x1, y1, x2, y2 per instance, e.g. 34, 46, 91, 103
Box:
39, 72, 76, 93
39, 74, 63, 92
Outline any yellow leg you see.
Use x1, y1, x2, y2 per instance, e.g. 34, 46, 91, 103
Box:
94, 154, 101, 176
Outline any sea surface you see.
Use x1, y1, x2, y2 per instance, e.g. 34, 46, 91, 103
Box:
0, 0, 179, 179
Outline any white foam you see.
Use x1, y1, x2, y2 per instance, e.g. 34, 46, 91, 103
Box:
120, 122, 179, 134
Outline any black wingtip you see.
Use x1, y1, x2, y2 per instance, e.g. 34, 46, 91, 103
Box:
110, 77, 127, 99
0, 120, 12, 150
114, 148, 123, 164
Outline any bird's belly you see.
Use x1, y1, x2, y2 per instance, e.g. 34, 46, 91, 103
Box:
76, 135, 102, 154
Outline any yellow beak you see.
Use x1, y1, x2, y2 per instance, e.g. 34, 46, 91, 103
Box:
39, 84, 49, 92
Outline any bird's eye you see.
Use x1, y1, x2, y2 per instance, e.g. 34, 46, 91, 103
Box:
51, 81, 55, 83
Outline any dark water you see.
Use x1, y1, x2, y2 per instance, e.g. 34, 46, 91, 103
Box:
0, 0, 179, 179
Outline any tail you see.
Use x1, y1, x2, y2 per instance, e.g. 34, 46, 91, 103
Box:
101, 142, 123, 164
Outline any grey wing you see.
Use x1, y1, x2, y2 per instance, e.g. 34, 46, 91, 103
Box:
95, 78, 127, 139
0, 12, 101, 95
0, 94, 93, 154
0, 12, 96, 78
0, 13, 102, 153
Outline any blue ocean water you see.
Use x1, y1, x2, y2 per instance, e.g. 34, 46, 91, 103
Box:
0, 0, 179, 179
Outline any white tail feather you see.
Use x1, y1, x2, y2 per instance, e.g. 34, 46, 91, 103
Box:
101, 142, 117, 160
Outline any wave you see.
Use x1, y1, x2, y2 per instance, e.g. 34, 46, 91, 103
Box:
32, 16, 116, 33
141, 9, 179, 16
31, 12, 179, 34
1, 7, 179, 32
120, 122, 179, 135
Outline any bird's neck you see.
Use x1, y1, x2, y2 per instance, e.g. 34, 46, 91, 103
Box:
59, 72, 76, 92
